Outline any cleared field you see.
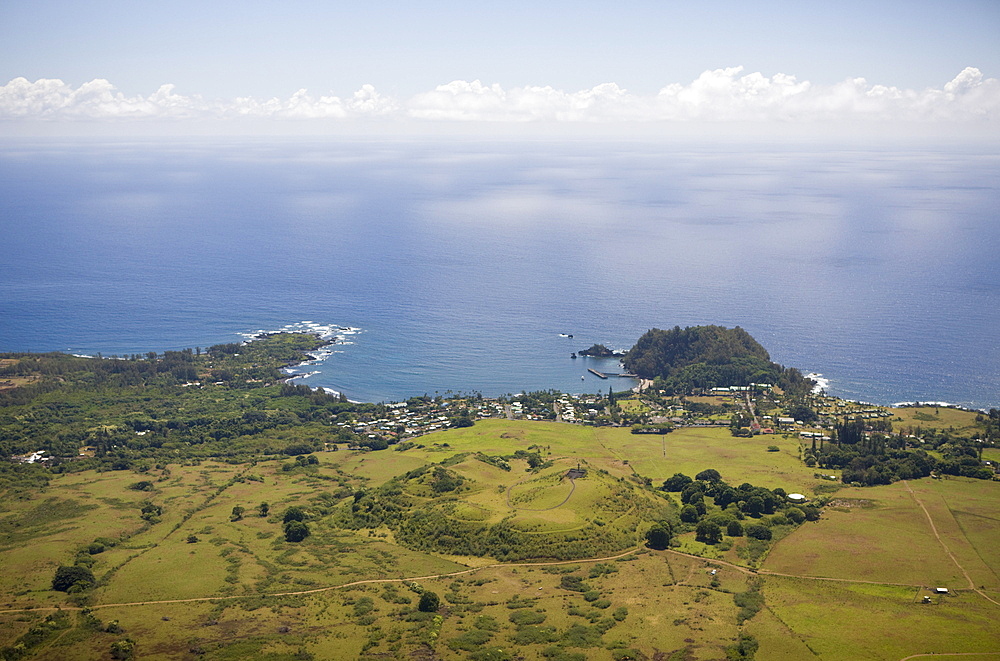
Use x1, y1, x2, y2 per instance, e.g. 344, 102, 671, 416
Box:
599, 425, 824, 494
889, 405, 982, 435
764, 576, 1000, 660
764, 483, 959, 585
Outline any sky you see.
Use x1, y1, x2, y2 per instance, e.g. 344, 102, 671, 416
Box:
1, 0, 998, 136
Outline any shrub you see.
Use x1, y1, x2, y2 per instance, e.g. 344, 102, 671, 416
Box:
645, 522, 672, 550
509, 609, 546, 625
418, 590, 440, 612
745, 524, 772, 540
559, 575, 590, 592
512, 625, 559, 645
283, 520, 310, 542
52, 565, 95, 592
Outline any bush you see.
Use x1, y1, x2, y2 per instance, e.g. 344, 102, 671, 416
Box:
559, 575, 590, 592
785, 507, 806, 524
418, 590, 440, 612
448, 628, 493, 651
52, 565, 95, 592
283, 520, 310, 542
509, 609, 546, 625
645, 522, 672, 550
745, 524, 772, 541
512, 625, 559, 645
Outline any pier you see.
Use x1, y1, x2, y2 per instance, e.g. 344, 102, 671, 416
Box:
587, 369, 637, 379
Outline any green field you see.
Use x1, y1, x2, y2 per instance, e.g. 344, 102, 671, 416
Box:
1, 419, 998, 660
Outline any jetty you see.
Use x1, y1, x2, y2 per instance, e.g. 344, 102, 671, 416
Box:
587, 369, 637, 379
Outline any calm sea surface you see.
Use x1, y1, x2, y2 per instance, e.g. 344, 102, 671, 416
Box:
1, 138, 997, 408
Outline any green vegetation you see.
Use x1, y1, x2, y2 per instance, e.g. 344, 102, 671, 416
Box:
623, 325, 812, 395
0, 331, 997, 660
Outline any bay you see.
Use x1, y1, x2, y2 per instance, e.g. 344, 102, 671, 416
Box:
0, 137, 997, 408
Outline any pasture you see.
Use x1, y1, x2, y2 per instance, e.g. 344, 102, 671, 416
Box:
1, 418, 998, 660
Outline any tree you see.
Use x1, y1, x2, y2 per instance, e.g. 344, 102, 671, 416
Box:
680, 504, 699, 523
745, 524, 772, 540
726, 520, 744, 537
695, 469, 722, 482
52, 565, 95, 592
418, 590, 440, 612
230, 505, 245, 521
645, 522, 672, 550
661, 473, 693, 491
743, 495, 764, 517
258, 502, 269, 517
283, 506, 306, 523
696, 520, 723, 544
283, 520, 310, 542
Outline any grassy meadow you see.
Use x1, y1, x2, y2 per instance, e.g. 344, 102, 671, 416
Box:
1, 418, 998, 660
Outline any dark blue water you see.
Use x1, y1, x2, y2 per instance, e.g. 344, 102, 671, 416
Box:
1, 137, 998, 408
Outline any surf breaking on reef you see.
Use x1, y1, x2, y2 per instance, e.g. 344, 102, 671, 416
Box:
238, 321, 362, 399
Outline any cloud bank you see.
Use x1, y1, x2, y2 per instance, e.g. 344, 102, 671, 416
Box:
1, 67, 997, 127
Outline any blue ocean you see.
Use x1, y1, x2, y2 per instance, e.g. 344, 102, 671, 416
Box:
1, 137, 998, 409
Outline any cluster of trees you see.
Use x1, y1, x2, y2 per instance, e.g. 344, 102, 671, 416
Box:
281, 506, 310, 542
0, 334, 414, 463
976, 409, 1000, 443
649, 469, 819, 549
807, 419, 994, 485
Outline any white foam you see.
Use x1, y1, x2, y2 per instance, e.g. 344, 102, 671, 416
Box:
805, 372, 830, 394
891, 401, 955, 408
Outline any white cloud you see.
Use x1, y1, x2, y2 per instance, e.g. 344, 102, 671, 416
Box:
1, 68, 997, 128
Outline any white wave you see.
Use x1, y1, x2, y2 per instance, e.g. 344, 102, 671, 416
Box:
805, 372, 830, 394
891, 401, 955, 408
286, 371, 321, 381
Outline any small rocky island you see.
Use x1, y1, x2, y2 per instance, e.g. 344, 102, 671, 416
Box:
577, 343, 625, 358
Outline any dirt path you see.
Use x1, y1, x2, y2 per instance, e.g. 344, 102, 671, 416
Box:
903, 480, 1000, 607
